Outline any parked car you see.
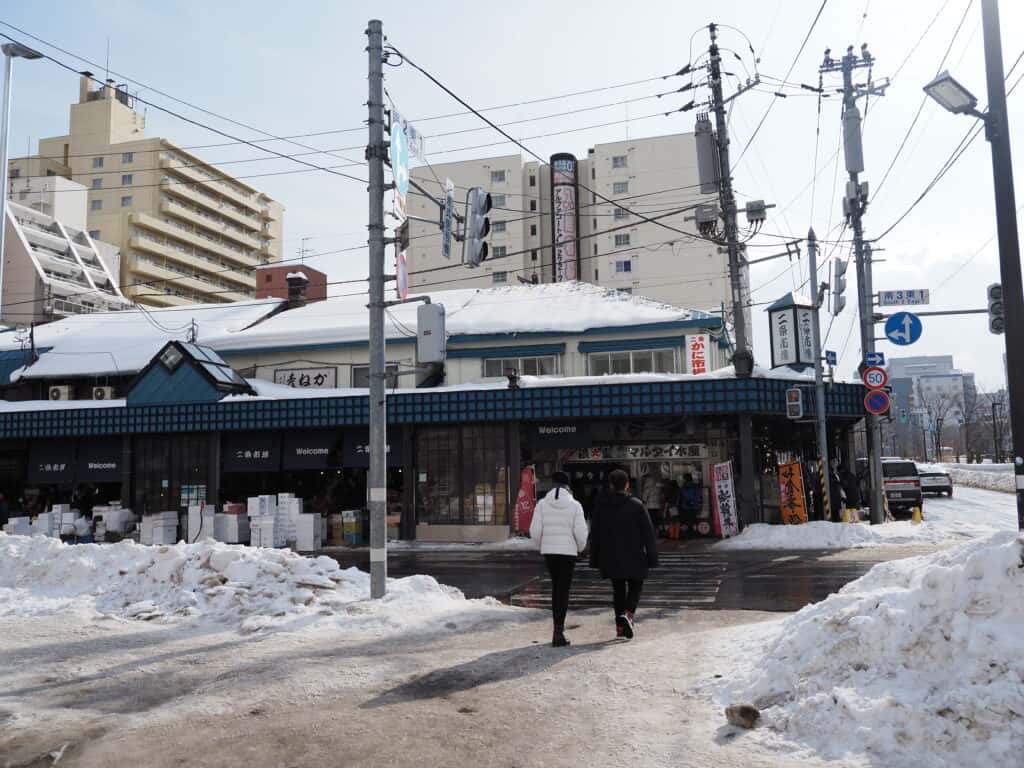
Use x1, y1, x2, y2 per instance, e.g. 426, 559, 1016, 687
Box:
882, 459, 924, 517
916, 463, 953, 497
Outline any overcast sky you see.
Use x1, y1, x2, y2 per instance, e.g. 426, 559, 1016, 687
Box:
1, 0, 1021, 390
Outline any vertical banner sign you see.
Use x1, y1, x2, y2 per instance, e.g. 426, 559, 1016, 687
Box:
441, 178, 455, 260
550, 153, 580, 282
390, 120, 409, 220
796, 307, 815, 364
687, 333, 709, 374
396, 250, 409, 300
712, 461, 739, 538
778, 460, 808, 524
514, 466, 537, 533
770, 310, 797, 366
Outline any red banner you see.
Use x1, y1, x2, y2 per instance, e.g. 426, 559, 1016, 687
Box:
513, 466, 537, 533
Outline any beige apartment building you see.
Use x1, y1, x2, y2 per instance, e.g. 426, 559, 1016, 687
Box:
406, 133, 732, 315
9, 76, 283, 307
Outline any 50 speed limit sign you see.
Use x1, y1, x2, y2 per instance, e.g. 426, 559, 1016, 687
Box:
862, 365, 888, 390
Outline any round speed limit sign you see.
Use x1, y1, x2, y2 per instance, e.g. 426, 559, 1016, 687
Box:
862, 365, 889, 390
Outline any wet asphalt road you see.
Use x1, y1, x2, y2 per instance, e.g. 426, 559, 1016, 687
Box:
321, 539, 942, 613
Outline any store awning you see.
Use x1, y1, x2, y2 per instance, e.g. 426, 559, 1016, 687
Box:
223, 432, 281, 473
76, 437, 123, 482
27, 440, 76, 484
282, 430, 341, 470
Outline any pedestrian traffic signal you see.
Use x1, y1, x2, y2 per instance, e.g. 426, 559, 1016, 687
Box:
786, 387, 803, 419
464, 186, 492, 268
987, 282, 1005, 334
831, 257, 848, 316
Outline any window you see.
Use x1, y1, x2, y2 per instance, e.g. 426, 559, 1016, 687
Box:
490, 170, 506, 183
352, 364, 399, 388
591, 167, 596, 180
529, 175, 536, 187
588, 348, 676, 376
9, 168, 19, 179
614, 259, 632, 274
91, 178, 103, 189
614, 208, 629, 221
592, 218, 597, 229
493, 246, 507, 258
18, 191, 27, 200
530, 249, 538, 262
483, 355, 558, 378
530, 224, 537, 236
594, 268, 599, 281
614, 233, 631, 247
593, 244, 598, 256
121, 195, 133, 207
45, 170, 56, 177
122, 152, 134, 163
122, 174, 133, 185
88, 230, 100, 239
613, 181, 629, 195
529, 199, 537, 211
415, 425, 507, 525
492, 220, 506, 233
491, 271, 508, 284
91, 199, 103, 211
265, 274, 273, 283
612, 155, 628, 168
92, 157, 104, 169
491, 194, 507, 208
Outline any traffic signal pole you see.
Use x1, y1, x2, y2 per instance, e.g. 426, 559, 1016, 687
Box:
366, 19, 388, 597
807, 229, 834, 520
980, 0, 1024, 528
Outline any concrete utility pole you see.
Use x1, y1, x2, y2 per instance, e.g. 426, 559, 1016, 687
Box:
822, 45, 886, 524
807, 229, 833, 519
366, 19, 388, 598
979, 0, 1024, 526
707, 23, 758, 523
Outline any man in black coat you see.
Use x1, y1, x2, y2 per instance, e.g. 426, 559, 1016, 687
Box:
588, 468, 659, 640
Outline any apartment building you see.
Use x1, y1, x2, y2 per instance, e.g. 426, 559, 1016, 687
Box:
9, 76, 283, 307
3, 188, 129, 325
405, 133, 730, 314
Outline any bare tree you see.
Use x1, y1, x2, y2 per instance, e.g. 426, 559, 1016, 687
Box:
916, 380, 960, 462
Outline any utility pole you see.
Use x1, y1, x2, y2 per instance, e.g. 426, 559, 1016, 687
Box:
807, 229, 833, 520
822, 45, 887, 524
707, 23, 757, 523
980, 0, 1024, 523
365, 19, 387, 598
992, 400, 1001, 462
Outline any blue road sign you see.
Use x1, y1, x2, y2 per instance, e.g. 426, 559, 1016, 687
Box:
865, 352, 885, 366
390, 122, 410, 203
864, 389, 891, 415
825, 350, 837, 366
884, 311, 922, 346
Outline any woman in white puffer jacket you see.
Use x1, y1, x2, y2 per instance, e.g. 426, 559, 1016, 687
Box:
530, 471, 589, 647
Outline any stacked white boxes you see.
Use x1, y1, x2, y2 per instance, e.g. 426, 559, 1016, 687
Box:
295, 514, 322, 552
247, 494, 280, 548
142, 512, 178, 546
51, 504, 79, 536
187, 505, 216, 543
214, 513, 250, 544
2, 516, 31, 535
93, 504, 137, 537
30, 512, 60, 537
276, 494, 301, 546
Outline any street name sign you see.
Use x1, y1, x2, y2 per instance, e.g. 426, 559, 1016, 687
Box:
878, 289, 930, 306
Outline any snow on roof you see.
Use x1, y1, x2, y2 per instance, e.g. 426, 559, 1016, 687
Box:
285, 271, 309, 281
211, 282, 718, 353
2, 299, 283, 381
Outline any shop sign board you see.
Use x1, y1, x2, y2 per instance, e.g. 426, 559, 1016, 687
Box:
550, 153, 580, 282
273, 367, 337, 389
76, 437, 122, 482
711, 460, 739, 538
513, 466, 537, 533
342, 430, 402, 468
27, 440, 76, 484
796, 307, 815, 364
562, 443, 708, 462
778, 460, 808, 524
282, 430, 341, 470
770, 309, 797, 366
223, 432, 281, 472
686, 334, 709, 375
530, 422, 593, 448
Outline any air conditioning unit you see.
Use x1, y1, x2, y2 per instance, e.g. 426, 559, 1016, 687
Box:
93, 386, 114, 401
49, 385, 72, 401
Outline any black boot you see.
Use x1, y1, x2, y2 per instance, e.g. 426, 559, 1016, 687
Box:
552, 623, 570, 647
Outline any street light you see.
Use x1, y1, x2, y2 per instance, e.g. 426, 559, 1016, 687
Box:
922, 0, 1024, 528
0, 41, 43, 326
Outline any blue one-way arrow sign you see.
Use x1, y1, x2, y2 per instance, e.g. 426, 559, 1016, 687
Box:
865, 352, 885, 366
825, 350, 837, 366
884, 311, 922, 346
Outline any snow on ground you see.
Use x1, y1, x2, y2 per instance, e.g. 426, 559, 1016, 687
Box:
386, 536, 538, 551
719, 532, 1024, 768
941, 462, 1015, 493
716, 487, 1018, 550
0, 533, 521, 634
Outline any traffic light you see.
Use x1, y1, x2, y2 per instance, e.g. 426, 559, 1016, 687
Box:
831, 257, 848, 316
987, 282, 1005, 334
463, 186, 492, 268
786, 387, 803, 419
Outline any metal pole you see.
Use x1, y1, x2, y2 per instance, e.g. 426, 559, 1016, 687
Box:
992, 400, 999, 462
366, 19, 388, 597
807, 229, 833, 520
980, 0, 1024, 524
708, 24, 757, 523
0, 54, 14, 325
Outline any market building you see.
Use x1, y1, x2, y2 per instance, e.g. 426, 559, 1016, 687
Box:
0, 281, 864, 542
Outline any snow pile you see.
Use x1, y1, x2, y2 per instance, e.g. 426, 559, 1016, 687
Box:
721, 532, 1024, 767
715, 520, 958, 550
0, 534, 519, 634
942, 464, 1015, 494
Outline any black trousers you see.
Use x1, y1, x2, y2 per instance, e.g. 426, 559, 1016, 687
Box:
544, 554, 577, 627
612, 578, 644, 616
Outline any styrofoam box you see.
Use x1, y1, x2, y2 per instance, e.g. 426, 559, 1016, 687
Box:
3, 517, 32, 535
214, 513, 250, 544
295, 514, 322, 552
